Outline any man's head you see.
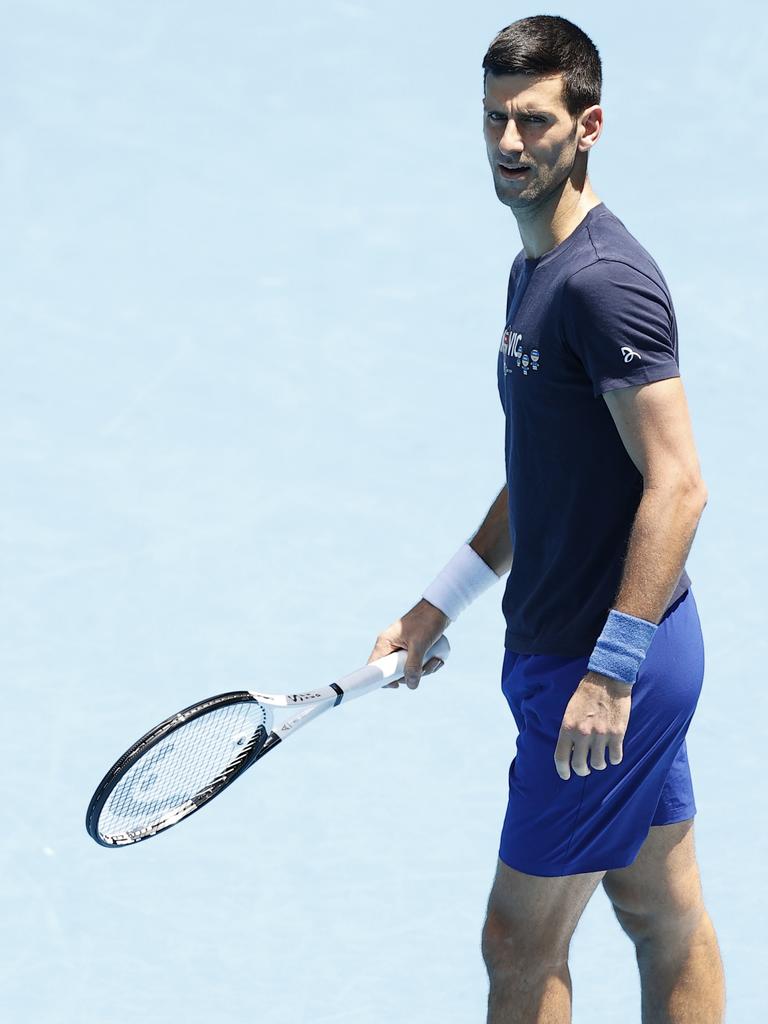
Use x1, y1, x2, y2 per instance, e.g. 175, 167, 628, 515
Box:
481, 16, 602, 211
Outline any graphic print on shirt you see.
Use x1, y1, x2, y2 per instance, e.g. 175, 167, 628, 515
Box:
621, 346, 641, 363
499, 325, 540, 376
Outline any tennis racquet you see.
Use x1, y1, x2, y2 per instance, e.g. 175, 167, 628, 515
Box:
85, 634, 450, 848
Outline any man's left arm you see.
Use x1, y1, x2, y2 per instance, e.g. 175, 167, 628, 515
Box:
604, 375, 708, 621
554, 375, 708, 780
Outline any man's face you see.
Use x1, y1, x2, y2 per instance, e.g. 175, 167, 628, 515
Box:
483, 72, 583, 210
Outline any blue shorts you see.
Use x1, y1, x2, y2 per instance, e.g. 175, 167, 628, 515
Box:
498, 588, 704, 876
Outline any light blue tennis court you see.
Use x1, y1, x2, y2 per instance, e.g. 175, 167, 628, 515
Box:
2, 1, 765, 1020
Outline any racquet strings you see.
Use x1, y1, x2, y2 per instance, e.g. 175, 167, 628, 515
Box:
97, 701, 270, 840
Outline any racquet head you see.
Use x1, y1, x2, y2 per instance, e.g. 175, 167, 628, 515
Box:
86, 692, 271, 847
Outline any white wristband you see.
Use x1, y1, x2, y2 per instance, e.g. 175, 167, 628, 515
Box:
422, 542, 501, 622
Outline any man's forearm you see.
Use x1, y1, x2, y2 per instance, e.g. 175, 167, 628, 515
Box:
611, 480, 707, 623
468, 484, 514, 577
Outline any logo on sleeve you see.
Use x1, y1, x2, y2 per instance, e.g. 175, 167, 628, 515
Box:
621, 346, 641, 363
500, 327, 540, 376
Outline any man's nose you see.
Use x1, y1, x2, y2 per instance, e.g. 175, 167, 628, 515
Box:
499, 122, 524, 155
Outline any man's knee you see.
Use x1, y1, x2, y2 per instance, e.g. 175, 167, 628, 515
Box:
602, 819, 705, 945
481, 857, 603, 976
481, 905, 570, 977
606, 860, 706, 947
611, 893, 706, 948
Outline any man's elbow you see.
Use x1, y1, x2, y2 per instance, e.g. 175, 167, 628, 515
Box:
685, 476, 708, 513
645, 471, 708, 512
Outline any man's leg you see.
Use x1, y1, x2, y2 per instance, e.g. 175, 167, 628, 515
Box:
601, 818, 726, 1023
481, 857, 605, 1023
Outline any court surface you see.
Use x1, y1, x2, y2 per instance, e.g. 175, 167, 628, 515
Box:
1, 2, 764, 1021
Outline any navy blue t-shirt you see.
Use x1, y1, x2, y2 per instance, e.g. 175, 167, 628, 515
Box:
497, 202, 691, 656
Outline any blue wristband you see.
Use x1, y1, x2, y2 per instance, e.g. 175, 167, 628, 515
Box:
587, 608, 658, 686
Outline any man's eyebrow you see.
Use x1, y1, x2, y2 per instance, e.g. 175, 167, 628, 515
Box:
482, 102, 550, 116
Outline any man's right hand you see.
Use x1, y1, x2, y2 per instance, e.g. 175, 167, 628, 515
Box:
366, 598, 450, 690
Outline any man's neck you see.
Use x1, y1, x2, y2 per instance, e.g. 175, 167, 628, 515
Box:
516, 188, 603, 260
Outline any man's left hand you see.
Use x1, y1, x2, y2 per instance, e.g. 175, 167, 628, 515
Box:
554, 671, 633, 780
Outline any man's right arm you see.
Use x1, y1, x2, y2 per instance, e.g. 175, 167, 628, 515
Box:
467, 483, 513, 577
367, 483, 513, 687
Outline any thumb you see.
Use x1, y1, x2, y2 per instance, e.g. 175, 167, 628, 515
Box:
403, 648, 426, 689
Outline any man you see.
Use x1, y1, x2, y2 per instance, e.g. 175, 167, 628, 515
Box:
366, 14, 726, 1024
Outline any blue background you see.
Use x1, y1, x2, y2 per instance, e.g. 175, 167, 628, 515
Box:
2, 1, 765, 1020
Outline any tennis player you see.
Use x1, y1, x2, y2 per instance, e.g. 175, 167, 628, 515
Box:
367, 15, 725, 1024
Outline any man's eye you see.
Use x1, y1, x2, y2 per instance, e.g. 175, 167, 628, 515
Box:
485, 112, 543, 123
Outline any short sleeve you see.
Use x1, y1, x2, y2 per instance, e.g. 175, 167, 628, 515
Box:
560, 260, 680, 398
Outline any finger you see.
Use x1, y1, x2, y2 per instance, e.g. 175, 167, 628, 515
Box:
367, 639, 400, 666
403, 650, 427, 688
589, 735, 608, 771
398, 655, 442, 690
608, 734, 624, 765
570, 734, 592, 777
554, 732, 574, 780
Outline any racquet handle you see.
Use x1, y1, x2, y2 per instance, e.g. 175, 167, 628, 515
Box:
336, 634, 451, 703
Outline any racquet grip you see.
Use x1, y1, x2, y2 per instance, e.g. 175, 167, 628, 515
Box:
338, 634, 450, 703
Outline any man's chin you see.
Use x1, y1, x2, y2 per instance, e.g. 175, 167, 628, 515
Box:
494, 183, 530, 207
494, 174, 533, 196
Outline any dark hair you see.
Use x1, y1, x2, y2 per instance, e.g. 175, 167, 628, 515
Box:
482, 15, 601, 124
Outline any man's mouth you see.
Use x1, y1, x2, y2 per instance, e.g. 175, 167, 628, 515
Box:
499, 164, 530, 179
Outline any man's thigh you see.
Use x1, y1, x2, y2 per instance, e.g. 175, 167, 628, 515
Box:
601, 818, 703, 928
483, 856, 605, 953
